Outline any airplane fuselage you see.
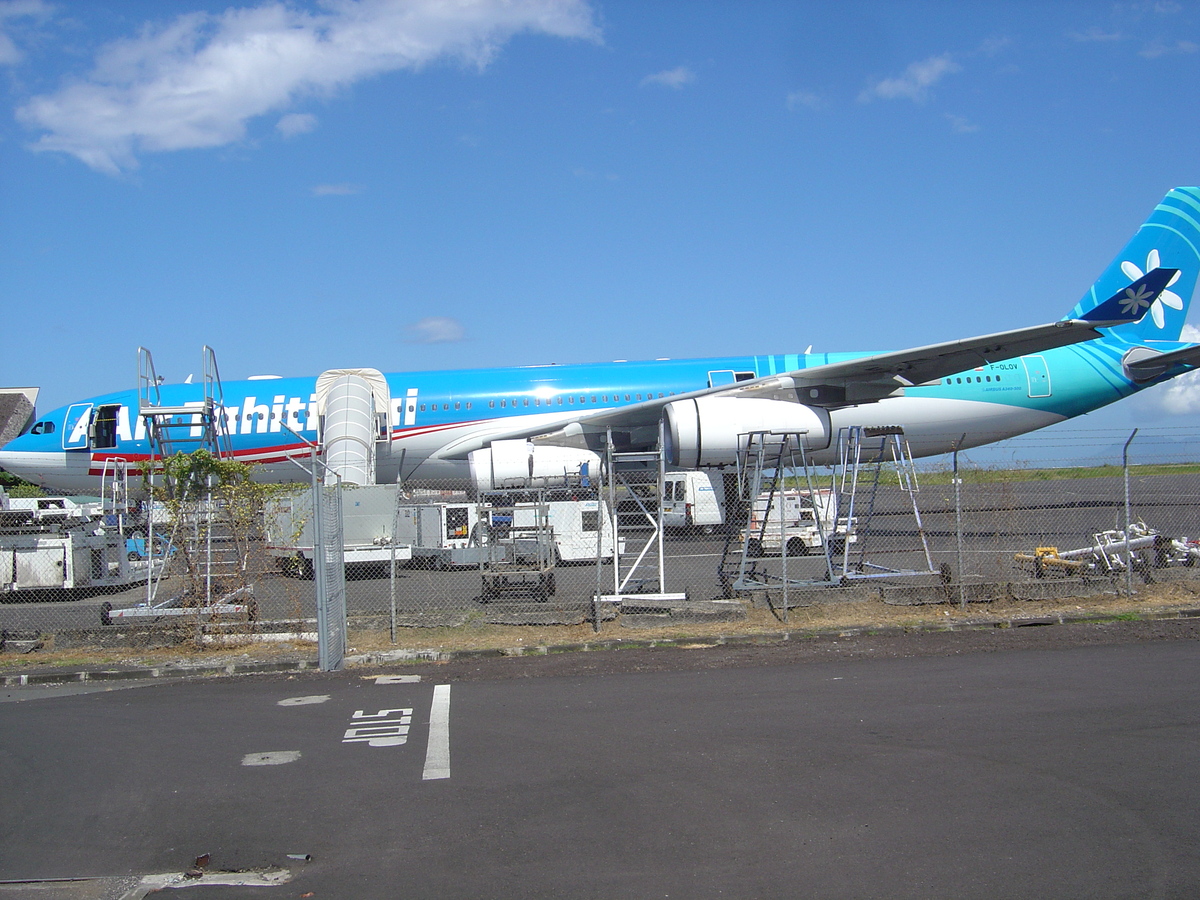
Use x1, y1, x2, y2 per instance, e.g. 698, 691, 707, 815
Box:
0, 338, 1160, 495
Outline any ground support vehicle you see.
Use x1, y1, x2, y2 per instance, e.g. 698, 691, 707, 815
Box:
740, 489, 856, 558
392, 500, 487, 569
265, 485, 413, 576
0, 494, 157, 593
1014, 523, 1193, 578
512, 492, 621, 563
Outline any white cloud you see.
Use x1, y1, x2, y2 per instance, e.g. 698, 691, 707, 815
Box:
640, 65, 694, 89
1159, 324, 1200, 414
17, 0, 600, 174
0, 0, 52, 66
407, 316, 464, 344
858, 53, 960, 103
977, 36, 1011, 56
785, 89, 822, 111
1140, 39, 1198, 58
1068, 26, 1122, 43
277, 112, 317, 138
311, 182, 361, 195
946, 113, 979, 133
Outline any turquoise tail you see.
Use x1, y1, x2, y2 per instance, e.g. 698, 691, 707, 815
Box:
1068, 187, 1200, 342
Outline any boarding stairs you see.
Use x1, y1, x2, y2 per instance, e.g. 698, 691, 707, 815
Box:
137, 346, 234, 491
717, 431, 839, 612
134, 346, 251, 608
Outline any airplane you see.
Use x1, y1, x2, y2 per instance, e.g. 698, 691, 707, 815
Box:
2, 186, 1199, 498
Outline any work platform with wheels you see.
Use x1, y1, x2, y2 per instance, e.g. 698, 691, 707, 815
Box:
718, 425, 944, 617
595, 432, 687, 608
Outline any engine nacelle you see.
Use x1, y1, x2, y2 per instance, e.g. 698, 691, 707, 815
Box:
663, 397, 832, 468
468, 439, 601, 493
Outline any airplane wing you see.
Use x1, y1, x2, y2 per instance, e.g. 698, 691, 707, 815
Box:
433, 268, 1176, 459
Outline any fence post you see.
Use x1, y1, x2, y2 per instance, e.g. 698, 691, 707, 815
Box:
1123, 429, 1138, 599
953, 442, 965, 610
389, 541, 397, 644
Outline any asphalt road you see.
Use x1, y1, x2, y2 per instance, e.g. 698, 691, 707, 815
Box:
3, 622, 1200, 899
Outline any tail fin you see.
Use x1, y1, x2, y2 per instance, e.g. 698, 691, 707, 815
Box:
1069, 187, 1200, 342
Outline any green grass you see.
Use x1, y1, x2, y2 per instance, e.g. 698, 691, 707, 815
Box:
785, 462, 1200, 488
918, 463, 1200, 485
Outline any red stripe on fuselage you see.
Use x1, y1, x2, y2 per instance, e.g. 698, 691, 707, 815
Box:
78, 422, 485, 476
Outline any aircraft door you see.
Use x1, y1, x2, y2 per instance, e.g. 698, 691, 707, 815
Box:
62, 404, 93, 450
707, 370, 757, 388
708, 370, 736, 388
1022, 356, 1052, 398
90, 405, 121, 450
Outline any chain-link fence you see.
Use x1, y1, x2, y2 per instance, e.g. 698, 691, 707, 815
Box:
4, 428, 1200, 659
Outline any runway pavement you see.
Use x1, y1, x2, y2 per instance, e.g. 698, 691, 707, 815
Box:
2, 627, 1199, 899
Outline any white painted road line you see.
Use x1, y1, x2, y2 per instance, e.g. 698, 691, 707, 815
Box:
423, 684, 451, 781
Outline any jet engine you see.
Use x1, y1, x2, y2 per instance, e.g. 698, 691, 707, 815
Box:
663, 397, 832, 468
468, 439, 601, 494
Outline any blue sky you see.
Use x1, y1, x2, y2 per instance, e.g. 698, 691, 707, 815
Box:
3, 0, 1200, 462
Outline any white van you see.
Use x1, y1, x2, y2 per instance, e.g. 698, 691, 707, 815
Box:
662, 470, 724, 534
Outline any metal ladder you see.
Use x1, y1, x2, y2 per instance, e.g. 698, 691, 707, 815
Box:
716, 431, 839, 617
137, 346, 244, 603
597, 426, 687, 604
138, 346, 233, 477
832, 425, 940, 581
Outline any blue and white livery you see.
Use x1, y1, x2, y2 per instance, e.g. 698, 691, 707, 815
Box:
2, 188, 1199, 495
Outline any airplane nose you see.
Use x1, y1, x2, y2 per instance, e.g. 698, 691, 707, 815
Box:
0, 449, 96, 494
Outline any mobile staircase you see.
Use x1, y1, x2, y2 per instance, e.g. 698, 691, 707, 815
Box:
717, 425, 944, 615
831, 425, 942, 583
103, 347, 254, 626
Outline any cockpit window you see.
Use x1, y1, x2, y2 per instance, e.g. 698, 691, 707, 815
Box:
30, 420, 55, 435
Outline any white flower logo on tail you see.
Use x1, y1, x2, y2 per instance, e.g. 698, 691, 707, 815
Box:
1121, 250, 1183, 329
